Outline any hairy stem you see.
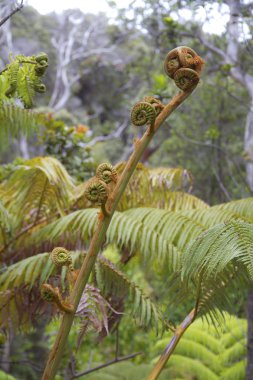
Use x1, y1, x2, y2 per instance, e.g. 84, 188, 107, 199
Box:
42, 87, 196, 380
146, 309, 196, 380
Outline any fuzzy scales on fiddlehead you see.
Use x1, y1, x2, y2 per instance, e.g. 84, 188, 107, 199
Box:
164, 46, 204, 91
51, 247, 74, 271
40, 284, 74, 313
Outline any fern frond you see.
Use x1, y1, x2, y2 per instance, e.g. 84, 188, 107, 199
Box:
0, 157, 75, 227
221, 361, 246, 380
96, 256, 162, 331
174, 221, 253, 323
0, 199, 12, 247
76, 162, 208, 211
216, 198, 253, 222
182, 221, 253, 281
0, 250, 83, 291
31, 208, 182, 269
0, 104, 42, 140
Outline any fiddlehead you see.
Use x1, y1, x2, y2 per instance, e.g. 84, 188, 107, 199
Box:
85, 179, 108, 204
173, 68, 200, 91
35, 53, 48, 77
131, 101, 156, 127
51, 247, 74, 271
164, 46, 204, 91
96, 163, 118, 184
40, 284, 74, 313
142, 96, 165, 117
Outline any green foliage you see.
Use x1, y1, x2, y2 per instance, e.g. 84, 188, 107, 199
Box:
0, 53, 48, 107
0, 251, 162, 332
152, 315, 246, 380
0, 370, 17, 380
0, 156, 75, 231
0, 105, 43, 141
38, 113, 95, 181
0, 52, 48, 143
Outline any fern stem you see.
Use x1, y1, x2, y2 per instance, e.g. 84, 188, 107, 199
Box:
146, 309, 196, 380
42, 86, 197, 379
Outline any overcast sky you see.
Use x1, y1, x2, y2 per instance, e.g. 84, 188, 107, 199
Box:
25, 0, 231, 35
26, 0, 130, 15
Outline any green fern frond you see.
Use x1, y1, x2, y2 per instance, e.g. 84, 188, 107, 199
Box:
152, 315, 246, 379
221, 360, 246, 380
76, 162, 208, 211
1, 52, 48, 109
0, 200, 12, 247
216, 198, 253, 222
0, 157, 75, 227
31, 208, 182, 269
96, 256, 162, 331
182, 220, 253, 281
0, 105, 42, 140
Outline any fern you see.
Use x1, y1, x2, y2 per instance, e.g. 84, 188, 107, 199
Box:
0, 104, 43, 140
1, 53, 48, 108
76, 163, 208, 211
0, 252, 162, 332
152, 315, 246, 379
96, 256, 161, 331
0, 156, 75, 228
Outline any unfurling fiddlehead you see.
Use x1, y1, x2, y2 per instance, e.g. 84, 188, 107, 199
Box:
40, 284, 74, 313
164, 46, 204, 91
131, 97, 164, 134
131, 101, 156, 127
35, 52, 48, 77
51, 247, 74, 271
85, 179, 108, 204
96, 163, 118, 184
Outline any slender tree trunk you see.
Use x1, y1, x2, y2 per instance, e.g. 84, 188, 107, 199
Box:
244, 98, 253, 192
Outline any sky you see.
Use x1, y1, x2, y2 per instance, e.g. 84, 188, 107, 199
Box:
25, 0, 232, 35
26, 0, 130, 15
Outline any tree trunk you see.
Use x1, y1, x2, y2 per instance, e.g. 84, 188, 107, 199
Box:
244, 98, 253, 192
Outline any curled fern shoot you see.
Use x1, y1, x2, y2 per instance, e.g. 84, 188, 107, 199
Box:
143, 96, 165, 117
51, 247, 73, 270
85, 179, 108, 205
96, 163, 118, 184
131, 101, 156, 127
174, 68, 200, 91
164, 46, 204, 91
40, 284, 74, 314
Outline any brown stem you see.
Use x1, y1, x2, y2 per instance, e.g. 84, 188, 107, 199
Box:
0, 0, 24, 28
73, 352, 142, 379
42, 83, 198, 378
146, 309, 196, 380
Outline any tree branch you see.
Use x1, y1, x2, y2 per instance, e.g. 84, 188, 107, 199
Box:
73, 352, 142, 379
0, 0, 24, 28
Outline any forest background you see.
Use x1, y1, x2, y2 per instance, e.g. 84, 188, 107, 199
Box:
0, 0, 253, 379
